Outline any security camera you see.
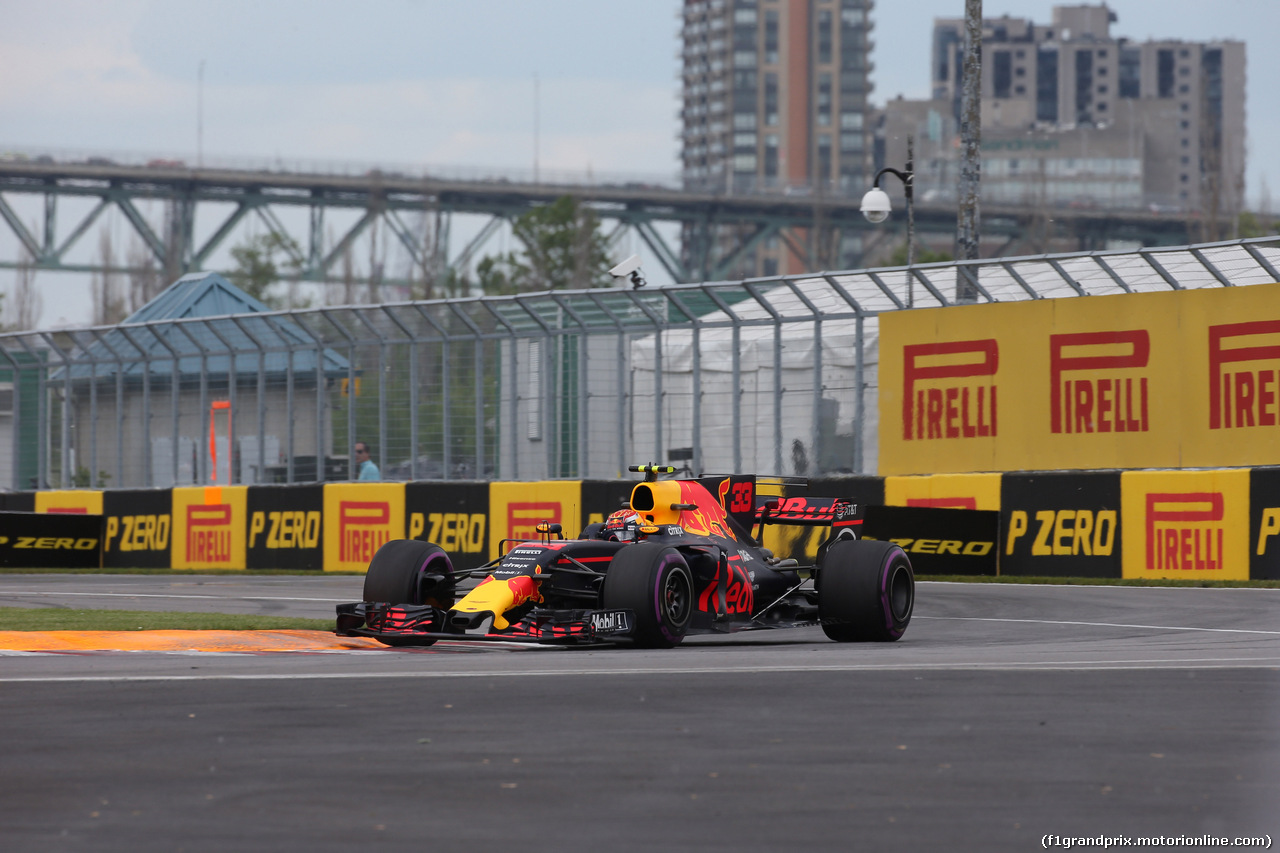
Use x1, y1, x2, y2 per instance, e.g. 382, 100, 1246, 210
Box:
860, 187, 892, 224
609, 254, 646, 289
609, 254, 643, 278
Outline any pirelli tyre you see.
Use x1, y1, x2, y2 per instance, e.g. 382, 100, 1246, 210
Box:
601, 544, 694, 649
817, 539, 914, 642
363, 539, 456, 609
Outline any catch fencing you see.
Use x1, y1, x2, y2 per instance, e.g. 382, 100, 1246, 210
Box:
2, 237, 1278, 491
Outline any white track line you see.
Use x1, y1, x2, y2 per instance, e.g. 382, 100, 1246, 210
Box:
916, 615, 1280, 636
3, 657, 1280, 682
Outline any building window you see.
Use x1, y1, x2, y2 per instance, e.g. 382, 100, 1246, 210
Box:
817, 135, 832, 183
1075, 49, 1094, 123
1119, 47, 1140, 98
1157, 49, 1175, 98
817, 73, 832, 125
764, 73, 779, 125
764, 9, 779, 64
1036, 48, 1059, 122
764, 134, 779, 178
817, 9, 833, 64
993, 50, 1012, 98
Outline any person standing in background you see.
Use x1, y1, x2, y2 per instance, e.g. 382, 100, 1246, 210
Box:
354, 441, 380, 481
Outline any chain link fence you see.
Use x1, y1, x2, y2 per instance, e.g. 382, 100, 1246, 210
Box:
3, 237, 1278, 491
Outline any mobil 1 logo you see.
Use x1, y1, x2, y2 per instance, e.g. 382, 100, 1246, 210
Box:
1001, 471, 1121, 578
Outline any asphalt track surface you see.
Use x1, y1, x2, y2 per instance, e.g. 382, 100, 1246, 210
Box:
1, 576, 1277, 852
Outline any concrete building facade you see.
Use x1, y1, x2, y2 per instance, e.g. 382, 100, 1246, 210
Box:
680, 0, 875, 275
909, 3, 1245, 219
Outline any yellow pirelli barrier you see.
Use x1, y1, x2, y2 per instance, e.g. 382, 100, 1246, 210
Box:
171, 486, 248, 570
1120, 469, 1250, 581
885, 473, 1002, 511
487, 481, 583, 558
322, 482, 406, 572
34, 490, 104, 515
880, 282, 1280, 475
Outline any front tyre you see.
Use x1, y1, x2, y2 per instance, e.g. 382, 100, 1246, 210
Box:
818, 539, 914, 642
363, 539, 455, 608
602, 544, 694, 648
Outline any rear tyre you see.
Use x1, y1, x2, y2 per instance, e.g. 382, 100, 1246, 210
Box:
363, 539, 454, 606
818, 539, 914, 642
602, 544, 694, 648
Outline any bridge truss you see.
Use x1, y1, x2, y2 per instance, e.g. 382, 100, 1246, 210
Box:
0, 158, 1204, 296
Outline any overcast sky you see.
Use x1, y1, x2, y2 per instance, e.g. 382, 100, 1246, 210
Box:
2, 1, 1276, 325
3, 0, 1275, 198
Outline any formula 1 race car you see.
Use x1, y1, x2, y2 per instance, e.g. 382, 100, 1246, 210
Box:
335, 466, 914, 648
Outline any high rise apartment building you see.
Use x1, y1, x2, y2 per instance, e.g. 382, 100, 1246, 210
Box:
680, 0, 875, 276
915, 4, 1246, 216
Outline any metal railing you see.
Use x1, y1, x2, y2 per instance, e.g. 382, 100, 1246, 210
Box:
3, 237, 1277, 491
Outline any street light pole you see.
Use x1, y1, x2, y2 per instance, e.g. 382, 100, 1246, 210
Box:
956, 0, 983, 299
860, 134, 916, 306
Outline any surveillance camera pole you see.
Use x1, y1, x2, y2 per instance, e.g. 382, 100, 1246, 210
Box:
869, 134, 915, 305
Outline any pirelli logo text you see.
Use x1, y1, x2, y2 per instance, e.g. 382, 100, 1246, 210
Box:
339, 501, 391, 563
1050, 331, 1150, 434
1209, 320, 1280, 430
1145, 492, 1224, 572
902, 340, 998, 441
186, 504, 232, 563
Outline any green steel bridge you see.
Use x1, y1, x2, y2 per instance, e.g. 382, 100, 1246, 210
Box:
0, 156, 1209, 290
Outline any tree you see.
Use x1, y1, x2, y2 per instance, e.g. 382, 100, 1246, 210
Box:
888, 244, 953, 266
226, 232, 306, 308
1237, 211, 1280, 239
470, 196, 612, 294
6, 224, 42, 330
127, 235, 163, 314
91, 229, 128, 325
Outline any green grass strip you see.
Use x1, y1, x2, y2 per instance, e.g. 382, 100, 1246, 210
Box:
0, 607, 334, 632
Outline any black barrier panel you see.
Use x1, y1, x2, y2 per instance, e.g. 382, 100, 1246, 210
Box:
103, 490, 173, 569
1250, 467, 1280, 581
247, 485, 324, 570
862, 505, 1000, 575
405, 482, 491, 570
764, 476, 886, 563
580, 480, 636, 536
0, 512, 104, 568
1, 492, 35, 512
1000, 472, 1122, 578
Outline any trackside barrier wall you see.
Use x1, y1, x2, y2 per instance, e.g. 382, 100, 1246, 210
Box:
879, 282, 1280, 476
17, 471, 1280, 579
